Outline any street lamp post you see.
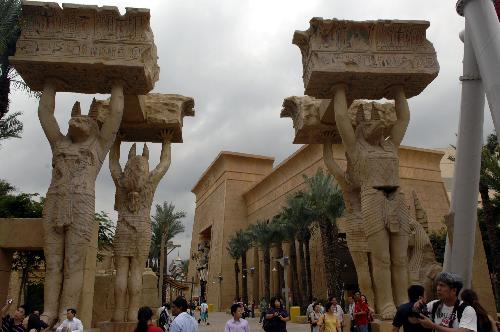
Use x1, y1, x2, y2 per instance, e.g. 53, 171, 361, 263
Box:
218, 274, 223, 311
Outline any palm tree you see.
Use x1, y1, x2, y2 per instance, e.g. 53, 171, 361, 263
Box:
227, 235, 242, 301
227, 230, 252, 302
477, 133, 500, 303
150, 202, 186, 302
278, 192, 314, 306
247, 220, 275, 300
0, 0, 38, 143
0, 0, 21, 120
303, 168, 345, 298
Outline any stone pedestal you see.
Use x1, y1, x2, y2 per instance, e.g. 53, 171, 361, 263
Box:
10, 2, 159, 95
370, 319, 394, 332
98, 321, 137, 332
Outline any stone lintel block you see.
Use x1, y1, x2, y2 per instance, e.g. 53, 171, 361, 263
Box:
10, 1, 159, 94
281, 96, 338, 144
92, 93, 195, 143
281, 96, 395, 144
293, 18, 439, 100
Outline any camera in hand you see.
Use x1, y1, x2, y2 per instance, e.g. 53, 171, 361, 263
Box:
410, 303, 429, 318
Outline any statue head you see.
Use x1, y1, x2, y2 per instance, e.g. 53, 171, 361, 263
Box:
68, 102, 99, 142
123, 143, 150, 192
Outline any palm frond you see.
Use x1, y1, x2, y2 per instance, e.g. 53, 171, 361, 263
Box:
0, 0, 21, 55
0, 111, 22, 141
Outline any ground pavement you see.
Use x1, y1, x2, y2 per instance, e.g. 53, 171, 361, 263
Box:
198, 312, 307, 332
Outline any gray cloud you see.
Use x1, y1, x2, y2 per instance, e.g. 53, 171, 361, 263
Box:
0, 0, 494, 263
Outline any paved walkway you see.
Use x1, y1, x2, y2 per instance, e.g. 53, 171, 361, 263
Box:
197, 312, 308, 332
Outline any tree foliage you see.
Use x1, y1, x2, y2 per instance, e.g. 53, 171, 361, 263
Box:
0, 179, 43, 218
95, 211, 116, 261
302, 168, 345, 298
149, 202, 186, 263
429, 228, 447, 264
0, 111, 22, 142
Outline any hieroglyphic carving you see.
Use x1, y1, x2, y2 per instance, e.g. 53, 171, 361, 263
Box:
293, 18, 439, 100
10, 2, 159, 94
91, 94, 195, 143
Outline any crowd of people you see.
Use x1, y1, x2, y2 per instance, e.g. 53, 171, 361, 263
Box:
2, 272, 500, 332
0, 300, 82, 332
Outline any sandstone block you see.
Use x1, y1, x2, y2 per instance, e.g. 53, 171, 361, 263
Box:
10, 1, 159, 94
92, 93, 194, 143
281, 96, 338, 144
281, 96, 395, 144
293, 18, 439, 100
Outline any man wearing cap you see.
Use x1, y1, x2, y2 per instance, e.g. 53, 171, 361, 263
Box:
416, 272, 477, 332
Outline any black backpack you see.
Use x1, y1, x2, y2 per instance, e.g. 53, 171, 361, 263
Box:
158, 308, 169, 331
430, 300, 469, 328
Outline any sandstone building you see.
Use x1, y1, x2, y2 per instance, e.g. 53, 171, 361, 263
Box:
186, 144, 495, 313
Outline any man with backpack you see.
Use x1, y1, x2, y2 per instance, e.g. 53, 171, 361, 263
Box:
416, 272, 477, 332
158, 303, 171, 332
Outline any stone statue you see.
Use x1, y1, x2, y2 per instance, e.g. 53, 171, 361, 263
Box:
109, 130, 173, 322
333, 84, 410, 319
38, 80, 124, 323
323, 143, 375, 304
408, 191, 442, 299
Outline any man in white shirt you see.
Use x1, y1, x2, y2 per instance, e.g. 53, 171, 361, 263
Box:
347, 296, 356, 332
330, 297, 344, 330
416, 272, 477, 332
56, 309, 83, 332
170, 297, 198, 332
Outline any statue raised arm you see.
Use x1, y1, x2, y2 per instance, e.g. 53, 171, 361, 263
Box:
322, 143, 348, 189
332, 84, 356, 156
150, 129, 173, 185
38, 81, 64, 148
389, 85, 410, 147
109, 134, 124, 184
98, 82, 124, 160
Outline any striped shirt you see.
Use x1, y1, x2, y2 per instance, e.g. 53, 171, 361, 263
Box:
1, 315, 26, 332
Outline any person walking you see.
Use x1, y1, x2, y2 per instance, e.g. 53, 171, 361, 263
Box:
224, 304, 250, 332
460, 289, 497, 332
170, 297, 198, 332
392, 285, 431, 332
416, 272, 477, 332
134, 307, 163, 332
318, 303, 342, 332
1, 299, 26, 332
264, 298, 289, 332
309, 303, 322, 332
55, 309, 83, 332
199, 299, 209, 326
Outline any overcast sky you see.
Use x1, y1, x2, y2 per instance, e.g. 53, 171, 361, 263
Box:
0, 0, 495, 263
